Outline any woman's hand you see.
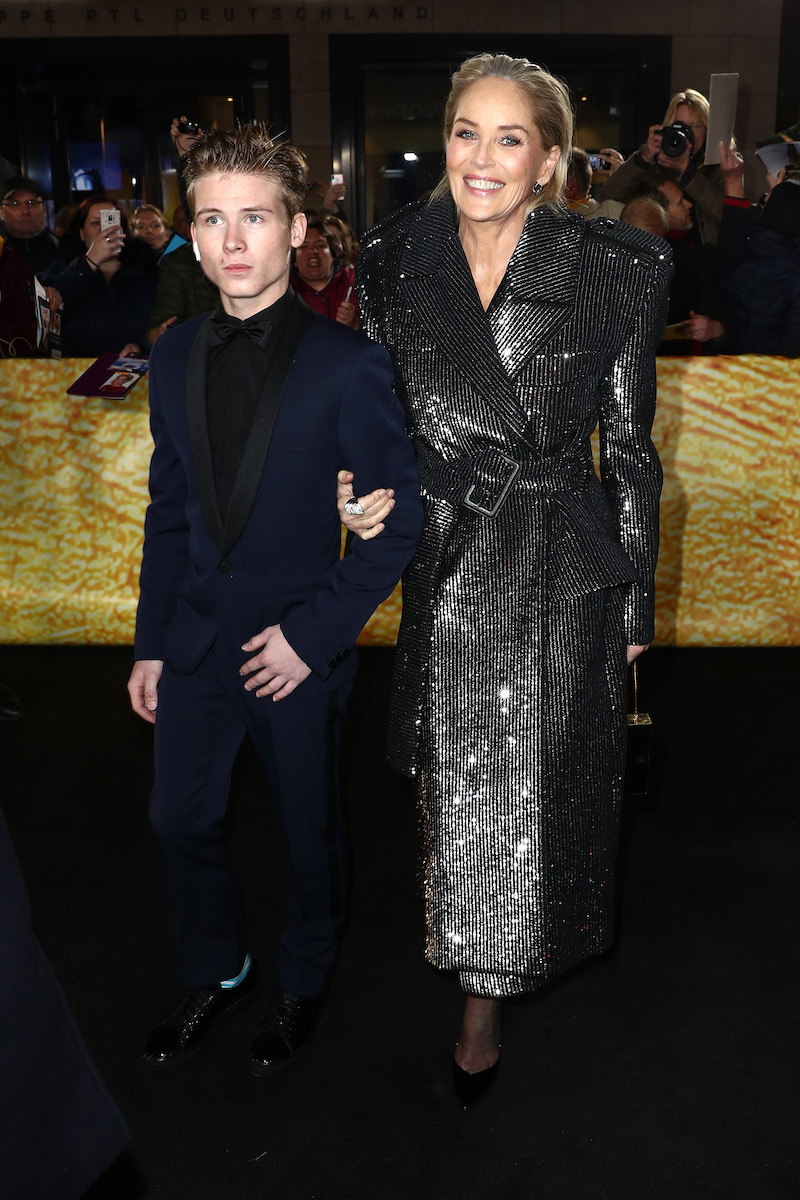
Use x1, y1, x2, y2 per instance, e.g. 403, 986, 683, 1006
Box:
658, 140, 692, 175
719, 142, 745, 197
626, 644, 650, 665
323, 180, 346, 212
337, 469, 394, 541
640, 124, 664, 164
335, 300, 357, 327
85, 223, 125, 267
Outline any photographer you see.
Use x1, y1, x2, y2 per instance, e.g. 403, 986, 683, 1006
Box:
601, 89, 729, 244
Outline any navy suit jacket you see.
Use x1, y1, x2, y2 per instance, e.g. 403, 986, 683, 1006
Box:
134, 299, 423, 698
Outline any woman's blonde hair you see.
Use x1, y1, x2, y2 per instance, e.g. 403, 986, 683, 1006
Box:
662, 88, 711, 154
131, 203, 168, 230
430, 53, 574, 212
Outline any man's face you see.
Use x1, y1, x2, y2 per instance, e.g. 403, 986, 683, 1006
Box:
191, 172, 305, 318
659, 182, 693, 232
2, 188, 47, 238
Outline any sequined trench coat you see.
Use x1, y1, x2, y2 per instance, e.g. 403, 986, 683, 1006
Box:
357, 200, 670, 997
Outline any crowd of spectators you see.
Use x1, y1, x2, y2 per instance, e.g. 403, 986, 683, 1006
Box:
584, 88, 800, 357
1, 93, 798, 361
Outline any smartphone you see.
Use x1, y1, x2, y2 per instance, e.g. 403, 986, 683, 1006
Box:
331, 173, 344, 185
99, 208, 121, 231
588, 154, 611, 172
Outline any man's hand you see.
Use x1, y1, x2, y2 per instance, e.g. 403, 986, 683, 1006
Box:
336, 469, 394, 541
240, 625, 312, 701
627, 644, 650, 665
128, 659, 164, 724
676, 310, 724, 342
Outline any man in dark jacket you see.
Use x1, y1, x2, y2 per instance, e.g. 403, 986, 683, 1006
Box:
0, 176, 60, 275
128, 124, 422, 1076
716, 180, 800, 357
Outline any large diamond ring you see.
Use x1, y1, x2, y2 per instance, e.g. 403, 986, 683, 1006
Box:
344, 498, 364, 516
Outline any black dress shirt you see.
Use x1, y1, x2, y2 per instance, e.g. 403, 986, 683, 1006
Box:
206, 289, 294, 525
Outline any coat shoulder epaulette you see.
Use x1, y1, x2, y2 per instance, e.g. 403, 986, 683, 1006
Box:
360, 200, 426, 258
584, 216, 672, 271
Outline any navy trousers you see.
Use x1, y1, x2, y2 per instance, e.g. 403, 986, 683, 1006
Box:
150, 640, 351, 998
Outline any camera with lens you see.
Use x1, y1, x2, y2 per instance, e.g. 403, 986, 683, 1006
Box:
177, 118, 201, 136
658, 120, 694, 159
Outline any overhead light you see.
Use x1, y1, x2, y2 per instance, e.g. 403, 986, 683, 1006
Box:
581, 95, 588, 102
404, 152, 418, 162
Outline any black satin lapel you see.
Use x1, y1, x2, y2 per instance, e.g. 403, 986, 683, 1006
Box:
491, 210, 585, 379
220, 295, 313, 559
401, 234, 530, 442
185, 319, 224, 548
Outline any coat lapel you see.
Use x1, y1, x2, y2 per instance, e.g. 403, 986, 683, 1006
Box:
185, 317, 224, 549
399, 202, 585, 441
399, 201, 529, 440
490, 206, 585, 380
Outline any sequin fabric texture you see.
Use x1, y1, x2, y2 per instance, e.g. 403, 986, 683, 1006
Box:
357, 200, 670, 996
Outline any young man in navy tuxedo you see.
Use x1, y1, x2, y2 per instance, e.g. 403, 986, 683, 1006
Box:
127, 126, 422, 1074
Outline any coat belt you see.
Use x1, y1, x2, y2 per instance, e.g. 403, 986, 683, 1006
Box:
415, 442, 594, 519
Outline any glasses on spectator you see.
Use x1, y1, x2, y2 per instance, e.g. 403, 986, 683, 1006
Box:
3, 198, 44, 209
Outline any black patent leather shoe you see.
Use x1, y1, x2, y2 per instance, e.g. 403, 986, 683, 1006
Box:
248, 989, 325, 1076
452, 1053, 500, 1110
142, 960, 260, 1068
0, 680, 24, 721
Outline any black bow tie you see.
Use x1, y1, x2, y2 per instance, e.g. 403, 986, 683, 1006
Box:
208, 312, 272, 350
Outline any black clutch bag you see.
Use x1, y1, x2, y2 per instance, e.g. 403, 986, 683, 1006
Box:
625, 659, 652, 797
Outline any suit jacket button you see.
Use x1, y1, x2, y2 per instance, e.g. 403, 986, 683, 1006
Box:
218, 561, 232, 574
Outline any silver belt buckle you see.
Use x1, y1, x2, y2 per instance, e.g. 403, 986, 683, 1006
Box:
463, 452, 521, 517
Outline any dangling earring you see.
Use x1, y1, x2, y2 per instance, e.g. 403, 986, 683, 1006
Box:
531, 182, 544, 196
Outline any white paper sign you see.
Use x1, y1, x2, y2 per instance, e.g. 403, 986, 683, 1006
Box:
704, 74, 739, 165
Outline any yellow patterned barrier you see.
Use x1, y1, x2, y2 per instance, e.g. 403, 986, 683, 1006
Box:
0, 356, 796, 646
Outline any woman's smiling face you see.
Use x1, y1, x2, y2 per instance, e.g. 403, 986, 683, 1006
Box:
445, 76, 560, 229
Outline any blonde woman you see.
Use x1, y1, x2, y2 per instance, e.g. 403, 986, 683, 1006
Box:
340, 53, 671, 1106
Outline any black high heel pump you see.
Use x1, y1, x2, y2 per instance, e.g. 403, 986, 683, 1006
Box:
451, 1048, 501, 1109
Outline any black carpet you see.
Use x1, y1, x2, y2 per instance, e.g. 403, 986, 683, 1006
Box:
0, 645, 796, 1200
